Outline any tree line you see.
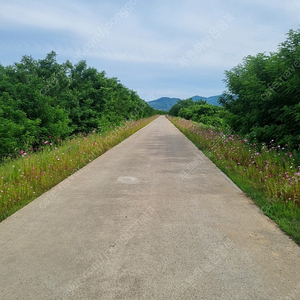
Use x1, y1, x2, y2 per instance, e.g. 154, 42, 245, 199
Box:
170, 28, 300, 150
0, 51, 156, 159
169, 98, 225, 127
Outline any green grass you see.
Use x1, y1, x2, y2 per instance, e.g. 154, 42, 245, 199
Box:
167, 116, 300, 245
0, 116, 158, 222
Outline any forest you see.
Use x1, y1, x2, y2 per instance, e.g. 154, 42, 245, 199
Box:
170, 29, 300, 151
0, 51, 156, 160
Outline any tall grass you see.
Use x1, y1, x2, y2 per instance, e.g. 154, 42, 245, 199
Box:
168, 116, 300, 244
0, 116, 158, 221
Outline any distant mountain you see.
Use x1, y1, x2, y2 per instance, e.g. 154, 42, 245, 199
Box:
192, 95, 221, 106
147, 97, 180, 111
148, 95, 222, 111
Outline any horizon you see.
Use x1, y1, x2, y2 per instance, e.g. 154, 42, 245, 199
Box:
146, 94, 222, 102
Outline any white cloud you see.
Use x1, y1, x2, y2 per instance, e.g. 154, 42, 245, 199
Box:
1, 0, 111, 38
1, 0, 299, 99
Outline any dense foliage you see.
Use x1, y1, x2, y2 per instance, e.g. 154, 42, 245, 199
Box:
0, 51, 156, 160
169, 98, 225, 127
220, 29, 300, 149
169, 29, 300, 151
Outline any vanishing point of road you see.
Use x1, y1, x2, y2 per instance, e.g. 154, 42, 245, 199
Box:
1, 116, 300, 300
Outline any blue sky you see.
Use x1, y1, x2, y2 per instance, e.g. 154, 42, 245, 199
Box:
1, 0, 299, 101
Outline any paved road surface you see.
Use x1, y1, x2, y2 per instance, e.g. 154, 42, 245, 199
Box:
1, 116, 300, 300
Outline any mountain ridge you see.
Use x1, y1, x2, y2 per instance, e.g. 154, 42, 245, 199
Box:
147, 95, 222, 111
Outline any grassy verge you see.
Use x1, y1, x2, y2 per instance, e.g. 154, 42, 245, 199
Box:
167, 116, 300, 245
0, 116, 158, 222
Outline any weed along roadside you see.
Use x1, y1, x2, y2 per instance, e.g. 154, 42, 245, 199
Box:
167, 116, 300, 245
0, 116, 158, 222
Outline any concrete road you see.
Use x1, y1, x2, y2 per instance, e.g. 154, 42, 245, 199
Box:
1, 116, 300, 300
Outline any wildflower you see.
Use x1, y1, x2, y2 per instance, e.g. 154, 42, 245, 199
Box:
44, 141, 48, 144
20, 150, 24, 154
244, 138, 248, 142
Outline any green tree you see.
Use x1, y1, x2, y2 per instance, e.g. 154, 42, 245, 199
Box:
220, 28, 300, 148
0, 52, 155, 160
